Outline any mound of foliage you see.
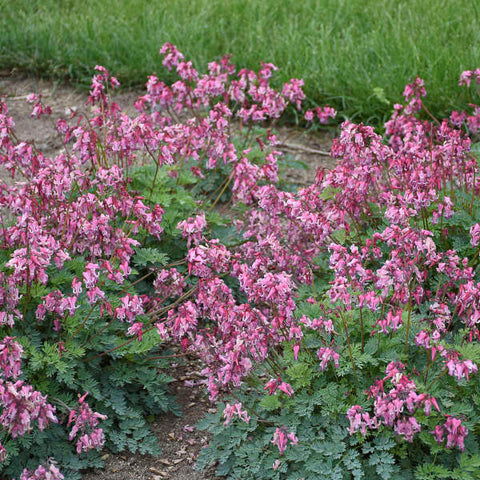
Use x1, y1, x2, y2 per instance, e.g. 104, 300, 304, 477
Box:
0, 45, 316, 478
2, 43, 480, 480
193, 74, 480, 479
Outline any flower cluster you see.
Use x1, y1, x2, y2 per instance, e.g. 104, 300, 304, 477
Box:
222, 402, 250, 426
25, 94, 52, 119
431, 415, 469, 451
0, 380, 57, 439
180, 67, 480, 468
67, 393, 107, 454
347, 362, 441, 442
271, 427, 298, 455
0, 337, 22, 380
19, 463, 64, 480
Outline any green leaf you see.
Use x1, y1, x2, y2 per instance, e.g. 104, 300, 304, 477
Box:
286, 362, 313, 389
415, 463, 454, 480
259, 394, 282, 411
132, 248, 169, 267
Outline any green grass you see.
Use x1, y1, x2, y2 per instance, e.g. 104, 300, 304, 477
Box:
1, 0, 480, 123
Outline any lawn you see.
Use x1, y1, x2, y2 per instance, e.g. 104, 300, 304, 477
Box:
1, 0, 479, 123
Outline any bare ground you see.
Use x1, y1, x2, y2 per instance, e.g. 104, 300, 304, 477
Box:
0, 73, 335, 480
82, 358, 217, 480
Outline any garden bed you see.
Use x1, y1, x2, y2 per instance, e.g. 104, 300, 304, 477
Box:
1, 47, 480, 480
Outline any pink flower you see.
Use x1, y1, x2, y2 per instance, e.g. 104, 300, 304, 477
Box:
159, 43, 184, 70
317, 347, 340, 370
72, 277, 83, 295
278, 381, 294, 397
127, 322, 144, 342
282, 79, 305, 109
402, 76, 426, 114
271, 427, 297, 455
26, 93, 52, 119
86, 286, 105, 305
293, 344, 300, 360
431, 424, 444, 444
115, 294, 145, 323
177, 213, 207, 247
432, 416, 468, 451
264, 378, 278, 395
445, 357, 478, 381
177, 61, 199, 82
259, 62, 278, 80
470, 224, 480, 247
304, 110, 314, 122
375, 308, 403, 334
223, 402, 250, 426
316, 106, 337, 123
0, 381, 58, 438
459, 68, 480, 87
20, 464, 64, 480
272, 460, 282, 471
0, 337, 23, 379
68, 394, 107, 454
394, 416, 421, 442
82, 263, 100, 289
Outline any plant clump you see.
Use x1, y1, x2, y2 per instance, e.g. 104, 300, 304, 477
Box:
0, 43, 315, 478
1, 43, 480, 480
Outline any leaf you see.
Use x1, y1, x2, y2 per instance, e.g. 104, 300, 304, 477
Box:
415, 463, 454, 480
286, 362, 313, 389
448, 210, 473, 229
457, 343, 480, 365
259, 394, 282, 411
132, 248, 169, 267
457, 453, 480, 478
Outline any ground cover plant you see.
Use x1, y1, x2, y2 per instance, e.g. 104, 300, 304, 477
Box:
0, 44, 319, 478
194, 74, 480, 478
1, 0, 480, 123
1, 42, 480, 480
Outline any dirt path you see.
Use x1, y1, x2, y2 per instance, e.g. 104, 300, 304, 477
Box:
0, 73, 334, 480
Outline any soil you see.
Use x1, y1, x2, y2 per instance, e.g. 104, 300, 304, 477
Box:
0, 73, 335, 480
82, 357, 216, 480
